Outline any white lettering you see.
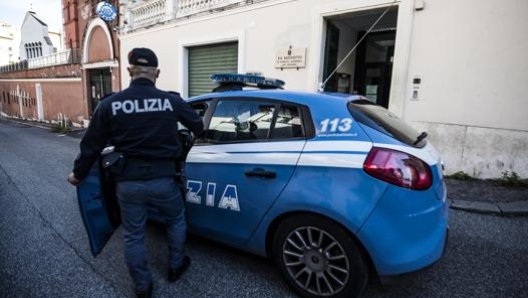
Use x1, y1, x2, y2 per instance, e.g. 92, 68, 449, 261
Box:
186, 180, 202, 204
320, 118, 354, 133
134, 100, 145, 112
110, 98, 174, 114
185, 181, 240, 212
206, 182, 216, 207
122, 101, 134, 113
111, 102, 122, 115
162, 98, 174, 111
147, 99, 158, 111
218, 185, 240, 211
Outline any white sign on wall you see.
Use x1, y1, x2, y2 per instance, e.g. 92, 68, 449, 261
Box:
275, 47, 306, 69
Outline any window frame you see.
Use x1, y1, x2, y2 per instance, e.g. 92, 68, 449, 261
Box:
191, 96, 315, 145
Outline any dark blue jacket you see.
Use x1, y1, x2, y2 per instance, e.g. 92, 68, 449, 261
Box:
73, 78, 204, 180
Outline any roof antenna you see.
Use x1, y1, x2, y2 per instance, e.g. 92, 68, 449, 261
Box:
319, 0, 397, 92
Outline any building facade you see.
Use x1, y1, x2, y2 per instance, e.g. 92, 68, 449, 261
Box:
64, 0, 122, 117
19, 12, 58, 60
116, 0, 528, 178
0, 22, 21, 65
0, 1, 122, 127
0, 10, 83, 124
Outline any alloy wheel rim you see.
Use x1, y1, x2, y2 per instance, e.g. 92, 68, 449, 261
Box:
282, 226, 350, 296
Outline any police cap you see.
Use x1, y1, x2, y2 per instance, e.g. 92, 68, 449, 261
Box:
128, 47, 158, 67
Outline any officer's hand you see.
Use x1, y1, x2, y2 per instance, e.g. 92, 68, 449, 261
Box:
67, 172, 82, 186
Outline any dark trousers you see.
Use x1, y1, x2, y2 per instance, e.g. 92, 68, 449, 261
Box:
116, 177, 186, 291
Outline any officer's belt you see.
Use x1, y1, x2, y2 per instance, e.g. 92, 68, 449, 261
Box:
115, 157, 178, 181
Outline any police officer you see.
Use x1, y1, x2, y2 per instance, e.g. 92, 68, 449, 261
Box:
67, 48, 204, 298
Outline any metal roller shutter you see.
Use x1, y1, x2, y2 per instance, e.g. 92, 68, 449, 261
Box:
188, 42, 238, 97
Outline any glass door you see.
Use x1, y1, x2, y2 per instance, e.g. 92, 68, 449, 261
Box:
88, 68, 112, 114
354, 31, 396, 108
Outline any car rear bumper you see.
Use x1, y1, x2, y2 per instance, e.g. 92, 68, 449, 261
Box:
377, 227, 449, 284
356, 185, 449, 276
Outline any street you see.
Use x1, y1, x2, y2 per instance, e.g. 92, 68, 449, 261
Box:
0, 120, 527, 298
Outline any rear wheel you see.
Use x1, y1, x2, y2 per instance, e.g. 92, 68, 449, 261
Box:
273, 214, 369, 298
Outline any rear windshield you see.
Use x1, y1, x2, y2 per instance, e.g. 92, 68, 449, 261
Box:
348, 100, 426, 148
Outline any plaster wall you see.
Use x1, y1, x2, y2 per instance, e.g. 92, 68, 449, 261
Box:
405, 0, 528, 177
0, 64, 86, 124
19, 14, 55, 60
405, 0, 528, 131
413, 122, 528, 178
119, 0, 528, 178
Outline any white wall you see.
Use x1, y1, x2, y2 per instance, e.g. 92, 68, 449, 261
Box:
19, 13, 55, 60
405, 0, 528, 131
0, 23, 20, 64
404, 0, 528, 177
119, 0, 528, 178
120, 0, 333, 93
49, 31, 63, 52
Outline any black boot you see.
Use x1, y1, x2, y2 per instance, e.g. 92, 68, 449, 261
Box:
168, 256, 191, 282
135, 282, 153, 298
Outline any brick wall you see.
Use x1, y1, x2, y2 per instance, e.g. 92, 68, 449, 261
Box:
0, 64, 86, 125
0, 64, 81, 79
88, 26, 112, 63
0, 0, 122, 126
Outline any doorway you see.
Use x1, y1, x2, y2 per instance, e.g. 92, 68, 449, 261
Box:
88, 68, 112, 114
322, 7, 398, 108
354, 30, 396, 108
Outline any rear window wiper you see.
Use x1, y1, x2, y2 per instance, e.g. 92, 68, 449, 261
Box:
413, 132, 428, 145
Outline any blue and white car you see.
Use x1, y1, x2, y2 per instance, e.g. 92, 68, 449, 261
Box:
182, 74, 448, 297
77, 74, 448, 298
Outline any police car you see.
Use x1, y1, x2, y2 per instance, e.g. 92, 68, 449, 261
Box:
77, 73, 448, 298
181, 74, 449, 298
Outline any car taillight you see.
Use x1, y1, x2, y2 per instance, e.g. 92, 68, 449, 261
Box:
363, 147, 432, 190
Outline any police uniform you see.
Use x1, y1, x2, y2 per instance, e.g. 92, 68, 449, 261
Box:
71, 48, 204, 297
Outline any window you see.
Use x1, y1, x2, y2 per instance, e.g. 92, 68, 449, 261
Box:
190, 102, 208, 118
348, 100, 425, 148
273, 104, 305, 139
202, 99, 307, 143
206, 99, 274, 143
178, 101, 209, 132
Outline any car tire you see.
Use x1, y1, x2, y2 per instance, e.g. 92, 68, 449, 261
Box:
273, 214, 369, 298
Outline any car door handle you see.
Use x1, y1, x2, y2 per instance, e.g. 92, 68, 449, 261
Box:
244, 168, 276, 179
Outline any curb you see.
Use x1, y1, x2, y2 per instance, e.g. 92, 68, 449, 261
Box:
449, 199, 528, 216
3, 118, 55, 130
3, 118, 85, 135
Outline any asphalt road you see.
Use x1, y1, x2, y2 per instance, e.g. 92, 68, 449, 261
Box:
0, 120, 527, 298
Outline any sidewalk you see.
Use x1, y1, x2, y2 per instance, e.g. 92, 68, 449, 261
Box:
3, 117, 528, 216
446, 178, 528, 216
2, 117, 86, 135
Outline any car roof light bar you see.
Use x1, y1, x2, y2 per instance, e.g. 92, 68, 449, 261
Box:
210, 73, 286, 91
